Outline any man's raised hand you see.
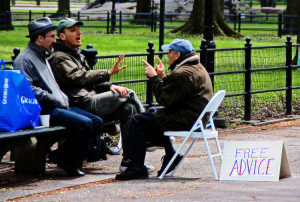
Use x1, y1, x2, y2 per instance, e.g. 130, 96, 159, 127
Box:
142, 59, 157, 78
155, 57, 165, 79
108, 54, 126, 76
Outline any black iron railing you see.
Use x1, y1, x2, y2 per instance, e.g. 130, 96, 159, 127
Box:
2, 38, 299, 121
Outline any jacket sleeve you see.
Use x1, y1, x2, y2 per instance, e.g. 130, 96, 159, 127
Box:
50, 54, 110, 87
150, 73, 191, 108
15, 60, 67, 108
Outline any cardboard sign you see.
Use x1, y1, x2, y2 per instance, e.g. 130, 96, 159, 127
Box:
220, 141, 291, 182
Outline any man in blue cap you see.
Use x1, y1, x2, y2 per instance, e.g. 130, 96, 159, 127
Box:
116, 39, 213, 180
14, 17, 103, 177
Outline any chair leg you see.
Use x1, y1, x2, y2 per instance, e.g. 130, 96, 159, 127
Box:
203, 137, 220, 180
159, 136, 191, 179
171, 138, 198, 177
215, 137, 223, 162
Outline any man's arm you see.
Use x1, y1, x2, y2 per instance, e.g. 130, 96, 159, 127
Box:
15, 60, 66, 108
50, 54, 110, 87
151, 73, 190, 107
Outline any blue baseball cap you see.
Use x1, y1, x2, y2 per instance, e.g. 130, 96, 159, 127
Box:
161, 39, 194, 54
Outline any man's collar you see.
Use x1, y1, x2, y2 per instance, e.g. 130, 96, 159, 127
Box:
28, 41, 48, 59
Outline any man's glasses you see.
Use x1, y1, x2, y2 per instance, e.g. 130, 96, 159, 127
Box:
45, 35, 56, 39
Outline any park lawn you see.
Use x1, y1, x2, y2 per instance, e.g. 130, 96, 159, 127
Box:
1, 20, 297, 61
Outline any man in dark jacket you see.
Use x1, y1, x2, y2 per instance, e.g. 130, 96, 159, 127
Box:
116, 39, 213, 180
13, 17, 103, 177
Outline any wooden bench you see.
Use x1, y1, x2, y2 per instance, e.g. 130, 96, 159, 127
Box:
0, 126, 68, 175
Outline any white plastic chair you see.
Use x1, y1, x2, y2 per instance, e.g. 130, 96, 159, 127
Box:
158, 90, 226, 180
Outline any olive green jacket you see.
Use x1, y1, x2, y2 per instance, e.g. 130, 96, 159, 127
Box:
150, 52, 213, 131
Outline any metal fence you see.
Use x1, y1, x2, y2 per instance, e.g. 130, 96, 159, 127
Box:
1, 10, 299, 36
225, 13, 299, 37
2, 38, 300, 121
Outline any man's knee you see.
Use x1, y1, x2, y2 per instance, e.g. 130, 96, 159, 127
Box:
119, 103, 137, 118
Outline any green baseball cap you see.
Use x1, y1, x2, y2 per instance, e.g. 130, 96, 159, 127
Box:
57, 18, 83, 35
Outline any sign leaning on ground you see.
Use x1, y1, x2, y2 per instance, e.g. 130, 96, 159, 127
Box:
220, 141, 291, 182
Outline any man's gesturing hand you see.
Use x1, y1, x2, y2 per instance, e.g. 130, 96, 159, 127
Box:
154, 57, 165, 79
142, 59, 157, 78
108, 54, 126, 76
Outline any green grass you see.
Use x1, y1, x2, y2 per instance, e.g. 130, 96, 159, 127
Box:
0, 20, 296, 61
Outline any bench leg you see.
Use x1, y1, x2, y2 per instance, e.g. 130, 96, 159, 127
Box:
0, 142, 12, 162
14, 137, 47, 175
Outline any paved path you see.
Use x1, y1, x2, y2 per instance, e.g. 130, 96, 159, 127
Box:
1, 119, 299, 201
11, 2, 85, 11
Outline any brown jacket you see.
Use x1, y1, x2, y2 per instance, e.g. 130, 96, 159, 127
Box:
150, 52, 213, 131
48, 40, 111, 106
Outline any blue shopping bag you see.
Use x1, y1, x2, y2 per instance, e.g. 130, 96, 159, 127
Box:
0, 71, 41, 132
0, 59, 5, 70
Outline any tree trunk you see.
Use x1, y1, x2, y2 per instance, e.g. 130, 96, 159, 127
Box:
58, 0, 70, 13
36, 0, 41, 6
0, 0, 13, 30
50, 0, 70, 17
284, 0, 299, 35
260, 0, 274, 7
134, 0, 151, 25
172, 0, 243, 37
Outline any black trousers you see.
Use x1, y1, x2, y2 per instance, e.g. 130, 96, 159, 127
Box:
123, 108, 175, 168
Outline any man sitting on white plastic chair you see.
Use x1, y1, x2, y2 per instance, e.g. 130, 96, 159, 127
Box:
116, 39, 213, 180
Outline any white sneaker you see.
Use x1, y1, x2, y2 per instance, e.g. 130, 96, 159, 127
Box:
145, 165, 155, 172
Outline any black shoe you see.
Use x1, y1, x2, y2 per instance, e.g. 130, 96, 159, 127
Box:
157, 154, 183, 176
116, 166, 149, 180
58, 162, 85, 177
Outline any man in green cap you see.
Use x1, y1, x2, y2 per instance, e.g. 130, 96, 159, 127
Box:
49, 18, 154, 172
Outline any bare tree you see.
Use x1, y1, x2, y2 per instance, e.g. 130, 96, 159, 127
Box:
0, 0, 13, 30
37, 0, 41, 6
172, 0, 242, 37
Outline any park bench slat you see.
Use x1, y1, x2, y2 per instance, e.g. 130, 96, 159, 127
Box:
0, 126, 67, 141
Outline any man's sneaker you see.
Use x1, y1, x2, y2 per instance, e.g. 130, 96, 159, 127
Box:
157, 153, 183, 176
116, 166, 149, 180
119, 159, 154, 173
145, 165, 155, 172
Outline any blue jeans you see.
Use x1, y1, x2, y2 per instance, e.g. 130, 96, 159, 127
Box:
46, 106, 103, 166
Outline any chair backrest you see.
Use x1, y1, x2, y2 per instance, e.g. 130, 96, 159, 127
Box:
190, 90, 226, 132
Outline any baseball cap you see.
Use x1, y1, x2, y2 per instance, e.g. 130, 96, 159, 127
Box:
57, 18, 83, 35
161, 39, 194, 54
